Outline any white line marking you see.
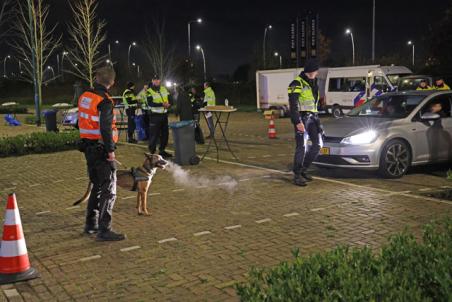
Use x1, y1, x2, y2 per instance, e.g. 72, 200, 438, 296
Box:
2, 187, 16, 191
158, 237, 178, 244
224, 225, 241, 230
120, 246, 141, 252
196, 186, 208, 189
194, 231, 211, 236
310, 208, 325, 212
121, 196, 136, 200
52, 180, 64, 183
122, 142, 452, 206
65, 205, 80, 210
247, 156, 256, 159
256, 218, 271, 224
148, 193, 161, 196
239, 178, 250, 182
283, 212, 299, 217
36, 211, 51, 216
261, 175, 271, 178
262, 155, 271, 158
419, 188, 432, 192
441, 186, 452, 189
29, 183, 41, 187
172, 189, 185, 192
80, 255, 101, 262
76, 177, 88, 180
3, 289, 20, 298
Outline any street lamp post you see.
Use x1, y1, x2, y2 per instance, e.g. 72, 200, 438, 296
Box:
274, 52, 282, 69
61, 51, 68, 81
407, 40, 415, 67
263, 25, 272, 69
127, 42, 137, 72
56, 54, 60, 75
3, 55, 11, 78
47, 66, 55, 79
372, 0, 376, 63
187, 18, 202, 58
345, 29, 355, 66
196, 45, 207, 81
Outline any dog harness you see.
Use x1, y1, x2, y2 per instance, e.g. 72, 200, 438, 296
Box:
130, 167, 155, 192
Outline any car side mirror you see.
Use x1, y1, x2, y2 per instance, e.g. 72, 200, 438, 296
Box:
421, 112, 441, 121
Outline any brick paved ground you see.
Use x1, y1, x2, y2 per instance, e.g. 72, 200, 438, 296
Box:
0, 112, 451, 301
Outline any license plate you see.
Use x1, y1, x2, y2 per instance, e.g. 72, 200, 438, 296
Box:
320, 147, 330, 155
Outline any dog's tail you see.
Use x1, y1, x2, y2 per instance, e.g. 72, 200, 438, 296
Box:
73, 182, 93, 206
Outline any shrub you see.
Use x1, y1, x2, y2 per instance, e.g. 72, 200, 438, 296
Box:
236, 219, 452, 301
0, 106, 28, 114
0, 131, 80, 157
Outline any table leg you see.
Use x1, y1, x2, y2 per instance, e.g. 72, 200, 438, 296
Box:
216, 112, 239, 161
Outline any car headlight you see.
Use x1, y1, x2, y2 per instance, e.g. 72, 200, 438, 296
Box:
341, 130, 378, 145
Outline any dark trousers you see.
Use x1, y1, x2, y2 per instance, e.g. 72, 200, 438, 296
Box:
293, 114, 322, 175
193, 113, 205, 144
126, 107, 136, 140
148, 113, 169, 153
84, 145, 117, 233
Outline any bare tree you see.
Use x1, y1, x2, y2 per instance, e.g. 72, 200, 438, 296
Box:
11, 0, 61, 125
0, 0, 13, 42
142, 17, 179, 81
66, 0, 107, 88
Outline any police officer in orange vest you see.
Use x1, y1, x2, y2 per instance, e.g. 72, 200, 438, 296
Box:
78, 67, 125, 242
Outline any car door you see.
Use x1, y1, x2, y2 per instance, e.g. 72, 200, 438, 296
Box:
412, 94, 452, 162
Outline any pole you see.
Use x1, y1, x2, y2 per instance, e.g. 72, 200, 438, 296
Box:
127, 44, 132, 72
200, 47, 206, 81
279, 55, 282, 68
187, 22, 191, 58
351, 32, 355, 65
137, 65, 140, 78
108, 43, 111, 60
56, 54, 60, 75
3, 57, 8, 77
372, 0, 375, 63
263, 27, 268, 69
412, 44, 415, 67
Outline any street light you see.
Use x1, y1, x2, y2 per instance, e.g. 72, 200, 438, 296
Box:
106, 59, 113, 67
345, 28, 355, 66
61, 51, 68, 81
196, 45, 207, 81
108, 40, 120, 60
407, 40, 415, 67
187, 18, 203, 58
274, 52, 282, 69
47, 65, 55, 78
3, 55, 11, 78
263, 25, 272, 69
128, 42, 137, 71
372, 0, 376, 63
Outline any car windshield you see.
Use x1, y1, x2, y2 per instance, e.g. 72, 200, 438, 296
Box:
398, 77, 429, 91
347, 94, 425, 118
387, 74, 411, 86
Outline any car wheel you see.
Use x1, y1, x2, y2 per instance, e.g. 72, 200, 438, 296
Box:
332, 105, 342, 118
378, 139, 411, 179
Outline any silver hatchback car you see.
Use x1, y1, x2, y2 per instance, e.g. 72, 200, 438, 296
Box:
314, 91, 452, 178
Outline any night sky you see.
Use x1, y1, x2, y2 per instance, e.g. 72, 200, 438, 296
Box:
2, 0, 451, 76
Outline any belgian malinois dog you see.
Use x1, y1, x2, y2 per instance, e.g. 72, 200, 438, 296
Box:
74, 153, 168, 216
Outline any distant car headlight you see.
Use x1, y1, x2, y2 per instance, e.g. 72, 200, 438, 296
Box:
341, 130, 378, 145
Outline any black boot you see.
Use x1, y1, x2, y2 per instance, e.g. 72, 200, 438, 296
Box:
293, 175, 307, 187
159, 150, 173, 158
301, 169, 313, 182
96, 230, 126, 241
83, 225, 99, 235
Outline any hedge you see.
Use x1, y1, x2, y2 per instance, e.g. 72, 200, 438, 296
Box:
0, 131, 79, 157
0, 106, 28, 114
236, 219, 452, 301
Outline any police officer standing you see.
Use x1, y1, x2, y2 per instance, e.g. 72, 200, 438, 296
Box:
288, 59, 322, 187
146, 75, 172, 158
433, 78, 451, 90
78, 67, 125, 241
203, 82, 216, 139
189, 86, 205, 144
122, 82, 138, 143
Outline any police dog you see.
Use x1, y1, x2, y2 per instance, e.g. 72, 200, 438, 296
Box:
74, 153, 168, 216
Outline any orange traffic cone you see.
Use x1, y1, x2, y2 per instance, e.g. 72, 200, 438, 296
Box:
268, 117, 277, 139
0, 193, 39, 284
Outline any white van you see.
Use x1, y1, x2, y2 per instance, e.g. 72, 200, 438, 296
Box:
256, 65, 412, 118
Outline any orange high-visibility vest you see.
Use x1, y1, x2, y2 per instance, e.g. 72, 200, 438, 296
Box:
78, 91, 118, 143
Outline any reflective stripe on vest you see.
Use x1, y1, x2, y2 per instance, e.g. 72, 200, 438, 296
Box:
288, 76, 319, 113
78, 91, 118, 143
204, 87, 216, 106
147, 87, 169, 114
